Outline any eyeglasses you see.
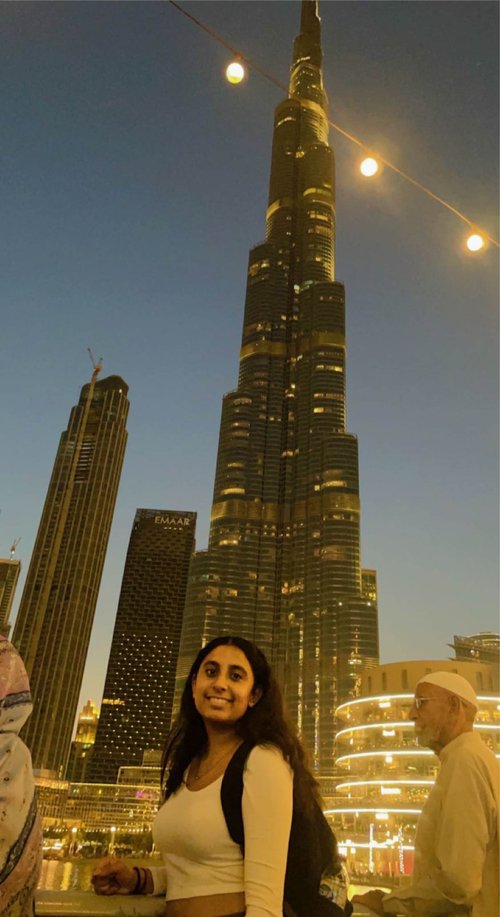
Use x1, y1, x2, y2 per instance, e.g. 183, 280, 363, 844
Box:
413, 696, 438, 709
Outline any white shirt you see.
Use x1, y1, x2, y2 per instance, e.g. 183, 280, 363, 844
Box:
383, 731, 499, 917
150, 744, 293, 917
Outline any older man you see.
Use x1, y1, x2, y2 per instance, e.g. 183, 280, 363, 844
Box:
353, 671, 499, 916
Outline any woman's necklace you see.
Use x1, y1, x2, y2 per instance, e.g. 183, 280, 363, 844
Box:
189, 742, 240, 784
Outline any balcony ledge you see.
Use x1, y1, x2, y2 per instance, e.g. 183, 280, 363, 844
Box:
35, 890, 165, 916
35, 889, 373, 916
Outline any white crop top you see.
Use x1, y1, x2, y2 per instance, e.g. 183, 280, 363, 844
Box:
149, 744, 293, 917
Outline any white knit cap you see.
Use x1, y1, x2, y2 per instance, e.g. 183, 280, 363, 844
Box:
416, 671, 478, 709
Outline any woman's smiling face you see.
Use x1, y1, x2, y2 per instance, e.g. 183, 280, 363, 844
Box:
192, 644, 261, 727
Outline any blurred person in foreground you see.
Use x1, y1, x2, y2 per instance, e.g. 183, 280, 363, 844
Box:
0, 636, 42, 916
353, 671, 499, 917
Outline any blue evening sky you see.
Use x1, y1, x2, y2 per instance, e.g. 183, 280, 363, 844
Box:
1, 1, 498, 714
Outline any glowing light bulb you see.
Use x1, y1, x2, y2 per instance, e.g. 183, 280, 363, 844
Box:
226, 61, 245, 84
360, 157, 379, 177
466, 233, 485, 252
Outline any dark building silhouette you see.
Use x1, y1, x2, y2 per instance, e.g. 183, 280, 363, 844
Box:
88, 509, 196, 784
13, 373, 129, 775
176, 0, 379, 774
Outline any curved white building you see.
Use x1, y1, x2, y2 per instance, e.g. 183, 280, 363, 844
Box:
325, 659, 499, 878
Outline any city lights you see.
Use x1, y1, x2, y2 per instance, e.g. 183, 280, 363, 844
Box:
337, 694, 413, 711
326, 807, 421, 816
225, 60, 245, 84
360, 157, 379, 177
335, 721, 408, 738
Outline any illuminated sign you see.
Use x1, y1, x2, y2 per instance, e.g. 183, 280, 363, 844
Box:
154, 516, 193, 526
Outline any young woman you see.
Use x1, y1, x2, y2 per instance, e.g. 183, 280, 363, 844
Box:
92, 635, 325, 917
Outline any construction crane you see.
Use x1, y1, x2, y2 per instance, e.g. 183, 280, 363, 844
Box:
87, 348, 103, 383
9, 538, 21, 559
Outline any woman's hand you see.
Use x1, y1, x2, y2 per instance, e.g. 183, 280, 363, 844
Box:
351, 889, 386, 914
91, 856, 136, 896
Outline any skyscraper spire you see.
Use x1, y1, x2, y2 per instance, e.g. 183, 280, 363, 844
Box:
297, 0, 322, 64
289, 1, 325, 111
175, 2, 378, 775
301, 0, 320, 29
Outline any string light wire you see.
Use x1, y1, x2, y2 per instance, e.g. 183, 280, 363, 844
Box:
169, 0, 499, 249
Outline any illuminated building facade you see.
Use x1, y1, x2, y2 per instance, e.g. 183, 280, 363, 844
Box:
13, 374, 129, 775
36, 774, 160, 836
66, 699, 99, 783
451, 631, 500, 667
327, 659, 499, 877
0, 557, 21, 636
89, 509, 196, 784
118, 757, 162, 789
176, 0, 379, 774
37, 749, 163, 841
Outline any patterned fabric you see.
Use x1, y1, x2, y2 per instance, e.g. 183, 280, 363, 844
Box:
0, 637, 42, 916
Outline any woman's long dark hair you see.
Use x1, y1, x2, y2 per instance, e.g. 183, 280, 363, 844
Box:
161, 636, 323, 820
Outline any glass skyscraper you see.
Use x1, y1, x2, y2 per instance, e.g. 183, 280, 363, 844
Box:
176, 0, 379, 774
13, 374, 129, 775
89, 508, 196, 784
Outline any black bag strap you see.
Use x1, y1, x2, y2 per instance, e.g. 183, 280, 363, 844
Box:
221, 742, 350, 917
220, 741, 255, 853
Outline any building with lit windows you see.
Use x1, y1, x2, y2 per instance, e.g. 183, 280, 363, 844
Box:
88, 509, 196, 784
451, 632, 500, 667
0, 556, 21, 636
326, 659, 499, 878
36, 774, 160, 837
176, 0, 379, 775
66, 699, 99, 783
37, 750, 163, 840
117, 750, 162, 789
13, 374, 129, 776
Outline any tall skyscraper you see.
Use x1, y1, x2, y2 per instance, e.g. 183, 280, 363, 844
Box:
176, 1, 379, 773
89, 509, 196, 784
13, 373, 129, 775
0, 556, 21, 637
